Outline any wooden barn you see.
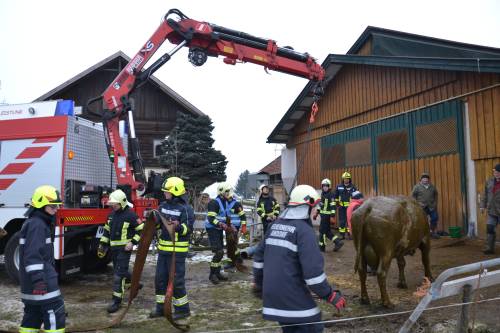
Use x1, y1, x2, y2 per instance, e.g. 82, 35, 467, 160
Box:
35, 51, 204, 172
268, 27, 500, 239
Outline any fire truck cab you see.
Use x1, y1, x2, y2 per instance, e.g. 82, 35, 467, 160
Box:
0, 100, 129, 282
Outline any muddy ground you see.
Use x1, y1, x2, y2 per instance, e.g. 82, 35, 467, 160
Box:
1, 237, 500, 333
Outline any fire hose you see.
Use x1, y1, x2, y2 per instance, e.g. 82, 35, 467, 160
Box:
0, 211, 188, 333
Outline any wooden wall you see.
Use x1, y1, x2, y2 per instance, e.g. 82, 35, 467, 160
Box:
290, 64, 500, 237
40, 57, 198, 168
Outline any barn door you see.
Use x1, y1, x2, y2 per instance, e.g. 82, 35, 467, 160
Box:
372, 100, 466, 233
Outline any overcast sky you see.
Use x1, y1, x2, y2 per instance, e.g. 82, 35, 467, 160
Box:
1, 0, 499, 194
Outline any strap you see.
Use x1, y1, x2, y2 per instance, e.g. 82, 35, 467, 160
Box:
161, 216, 190, 331
225, 216, 247, 272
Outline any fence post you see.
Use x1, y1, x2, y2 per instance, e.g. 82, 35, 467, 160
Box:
455, 284, 472, 333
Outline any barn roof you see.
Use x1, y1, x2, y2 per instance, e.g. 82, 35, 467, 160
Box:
35, 51, 204, 116
268, 26, 500, 144
258, 155, 281, 175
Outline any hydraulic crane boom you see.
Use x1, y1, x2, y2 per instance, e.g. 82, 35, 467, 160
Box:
92, 8, 325, 198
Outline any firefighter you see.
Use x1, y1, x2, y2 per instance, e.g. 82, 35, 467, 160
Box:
150, 176, 193, 320
97, 189, 144, 313
19, 185, 65, 333
252, 184, 346, 332
334, 172, 358, 239
256, 184, 280, 235
224, 190, 248, 269
314, 178, 343, 252
205, 182, 236, 284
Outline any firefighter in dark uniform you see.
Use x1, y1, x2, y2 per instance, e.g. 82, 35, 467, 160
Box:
98, 189, 144, 313
252, 184, 346, 332
19, 185, 65, 333
149, 177, 193, 320
315, 178, 343, 252
334, 172, 357, 239
224, 190, 248, 269
256, 184, 280, 235
205, 182, 235, 284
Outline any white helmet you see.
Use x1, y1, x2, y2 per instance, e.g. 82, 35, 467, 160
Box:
258, 184, 269, 194
108, 189, 133, 208
321, 178, 331, 186
217, 182, 232, 196
288, 185, 320, 207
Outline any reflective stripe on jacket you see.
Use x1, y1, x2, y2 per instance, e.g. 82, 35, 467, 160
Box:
19, 210, 61, 304
227, 198, 247, 227
334, 183, 357, 207
157, 196, 192, 253
205, 196, 227, 229
100, 207, 143, 247
253, 206, 332, 324
319, 190, 336, 215
256, 196, 280, 220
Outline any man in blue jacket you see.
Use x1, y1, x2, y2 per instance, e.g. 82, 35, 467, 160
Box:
19, 185, 65, 333
253, 184, 346, 332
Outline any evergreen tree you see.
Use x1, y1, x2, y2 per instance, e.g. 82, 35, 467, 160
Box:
235, 170, 250, 198
158, 112, 227, 201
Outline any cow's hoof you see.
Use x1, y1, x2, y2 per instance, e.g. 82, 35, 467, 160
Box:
397, 282, 408, 289
360, 297, 370, 305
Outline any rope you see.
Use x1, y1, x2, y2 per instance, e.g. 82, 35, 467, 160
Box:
195, 296, 500, 333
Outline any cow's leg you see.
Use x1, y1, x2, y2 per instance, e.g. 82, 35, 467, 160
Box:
359, 255, 370, 305
396, 256, 407, 289
377, 254, 394, 308
419, 239, 433, 281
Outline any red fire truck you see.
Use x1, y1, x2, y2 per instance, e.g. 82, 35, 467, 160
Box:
0, 8, 325, 283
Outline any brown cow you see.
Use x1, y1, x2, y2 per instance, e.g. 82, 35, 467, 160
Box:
351, 196, 433, 308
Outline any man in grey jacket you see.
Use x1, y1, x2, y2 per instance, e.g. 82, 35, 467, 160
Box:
480, 164, 500, 254
412, 173, 440, 239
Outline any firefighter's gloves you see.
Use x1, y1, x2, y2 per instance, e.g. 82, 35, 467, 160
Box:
241, 224, 247, 235
124, 241, 134, 252
326, 289, 346, 312
97, 243, 109, 258
251, 282, 262, 299
33, 280, 48, 295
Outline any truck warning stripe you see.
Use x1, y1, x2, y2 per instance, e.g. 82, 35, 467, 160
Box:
64, 216, 95, 222
33, 137, 61, 144
0, 162, 33, 175
0, 178, 16, 190
16, 146, 51, 159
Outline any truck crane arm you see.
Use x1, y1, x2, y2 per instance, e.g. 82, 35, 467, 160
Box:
93, 8, 325, 197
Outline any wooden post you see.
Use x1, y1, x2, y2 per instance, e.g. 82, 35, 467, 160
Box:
456, 284, 472, 333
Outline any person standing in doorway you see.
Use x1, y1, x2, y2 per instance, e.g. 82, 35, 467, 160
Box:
412, 172, 440, 239
480, 163, 500, 254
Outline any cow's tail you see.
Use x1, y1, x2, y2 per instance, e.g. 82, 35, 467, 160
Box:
353, 203, 371, 274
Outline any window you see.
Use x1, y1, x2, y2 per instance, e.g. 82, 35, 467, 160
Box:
376, 130, 408, 162
321, 144, 345, 170
345, 138, 371, 166
416, 118, 457, 157
153, 139, 164, 158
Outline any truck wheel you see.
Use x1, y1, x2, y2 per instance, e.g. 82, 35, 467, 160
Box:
82, 239, 111, 272
5, 231, 21, 283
